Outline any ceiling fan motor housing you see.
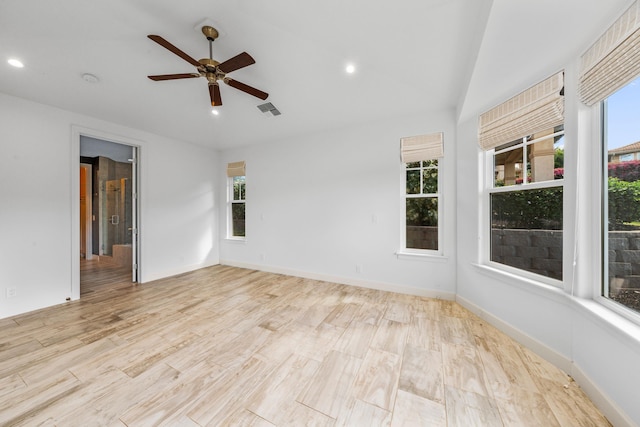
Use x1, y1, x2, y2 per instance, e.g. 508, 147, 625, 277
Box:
198, 58, 223, 83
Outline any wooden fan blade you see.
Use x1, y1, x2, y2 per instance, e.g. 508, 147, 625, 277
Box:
209, 83, 222, 106
225, 78, 269, 100
148, 73, 200, 81
148, 35, 201, 68
217, 52, 255, 73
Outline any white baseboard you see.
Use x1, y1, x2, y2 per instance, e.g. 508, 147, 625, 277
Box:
456, 295, 572, 371
219, 259, 456, 300
570, 363, 638, 427
457, 295, 637, 427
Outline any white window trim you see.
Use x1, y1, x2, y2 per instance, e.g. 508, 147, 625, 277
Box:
483, 131, 565, 288
595, 98, 640, 326
395, 251, 449, 262
227, 175, 246, 240
400, 159, 443, 256
224, 236, 247, 243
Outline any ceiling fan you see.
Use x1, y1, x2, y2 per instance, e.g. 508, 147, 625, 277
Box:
147, 26, 268, 107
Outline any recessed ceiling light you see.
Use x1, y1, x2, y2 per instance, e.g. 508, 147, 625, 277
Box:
345, 64, 356, 74
8, 58, 24, 68
211, 109, 219, 116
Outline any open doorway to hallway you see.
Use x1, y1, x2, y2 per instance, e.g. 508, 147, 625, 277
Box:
79, 136, 139, 295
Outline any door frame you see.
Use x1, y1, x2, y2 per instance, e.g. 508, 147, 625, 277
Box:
71, 126, 142, 300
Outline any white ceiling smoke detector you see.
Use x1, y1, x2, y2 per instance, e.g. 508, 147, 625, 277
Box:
82, 73, 100, 83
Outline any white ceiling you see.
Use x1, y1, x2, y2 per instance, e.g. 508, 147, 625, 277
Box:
0, 0, 490, 149
0, 0, 635, 150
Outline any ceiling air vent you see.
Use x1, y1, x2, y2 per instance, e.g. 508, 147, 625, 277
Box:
257, 102, 281, 116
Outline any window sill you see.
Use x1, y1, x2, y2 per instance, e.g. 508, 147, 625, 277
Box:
593, 295, 640, 331
396, 251, 448, 263
472, 263, 566, 303
224, 237, 247, 244
573, 297, 640, 347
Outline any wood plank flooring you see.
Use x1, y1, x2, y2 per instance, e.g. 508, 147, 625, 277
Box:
0, 261, 612, 426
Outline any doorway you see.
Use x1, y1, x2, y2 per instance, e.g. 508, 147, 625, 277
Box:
78, 135, 139, 293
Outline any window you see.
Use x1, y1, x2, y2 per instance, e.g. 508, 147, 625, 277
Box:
400, 132, 443, 253
603, 76, 640, 314
404, 160, 439, 251
489, 127, 564, 281
578, 0, 640, 317
230, 176, 246, 237
479, 71, 565, 282
227, 161, 246, 238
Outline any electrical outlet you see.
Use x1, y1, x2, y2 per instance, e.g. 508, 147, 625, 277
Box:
356, 264, 363, 273
6, 287, 17, 298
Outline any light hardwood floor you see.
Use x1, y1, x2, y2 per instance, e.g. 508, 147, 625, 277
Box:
0, 260, 611, 426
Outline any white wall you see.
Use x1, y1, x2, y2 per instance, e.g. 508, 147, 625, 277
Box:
219, 111, 457, 298
137, 128, 219, 282
455, 64, 640, 427
0, 92, 220, 319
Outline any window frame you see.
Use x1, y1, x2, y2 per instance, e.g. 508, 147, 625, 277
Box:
227, 174, 246, 240
597, 95, 640, 324
400, 159, 443, 256
484, 128, 565, 287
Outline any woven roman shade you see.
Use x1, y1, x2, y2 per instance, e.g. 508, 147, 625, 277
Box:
579, 0, 640, 105
400, 132, 444, 163
226, 161, 246, 177
478, 72, 564, 151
